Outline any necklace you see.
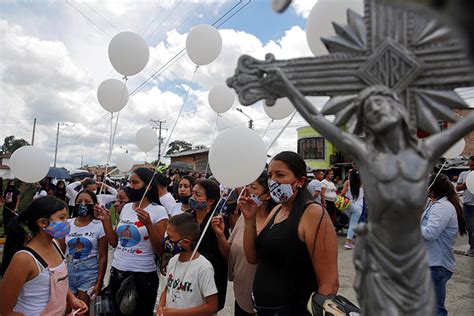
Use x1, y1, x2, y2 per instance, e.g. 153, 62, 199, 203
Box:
269, 208, 289, 229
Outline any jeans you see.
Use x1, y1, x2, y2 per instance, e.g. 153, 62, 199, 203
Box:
108, 267, 159, 316
431, 266, 453, 316
464, 204, 474, 250
67, 256, 99, 293
345, 203, 362, 240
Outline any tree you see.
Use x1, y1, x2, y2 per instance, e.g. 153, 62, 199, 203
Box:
166, 140, 193, 155
2, 136, 30, 154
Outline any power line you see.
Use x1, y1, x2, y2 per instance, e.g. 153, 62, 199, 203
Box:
140, 0, 172, 36
65, 0, 112, 37
82, 0, 121, 33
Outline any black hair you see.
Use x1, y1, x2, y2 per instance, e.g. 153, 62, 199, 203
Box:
271, 151, 312, 217
323, 169, 333, 178
195, 179, 221, 209
133, 167, 160, 204
429, 173, 467, 236
349, 170, 361, 200
156, 172, 171, 187
169, 213, 200, 242
179, 176, 196, 191
75, 189, 99, 205
255, 171, 277, 212
56, 180, 66, 188
119, 186, 133, 200
1, 197, 67, 276
82, 178, 96, 189
470, 156, 474, 161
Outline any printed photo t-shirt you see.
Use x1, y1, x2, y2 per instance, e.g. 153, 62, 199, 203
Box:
112, 202, 168, 272
66, 219, 105, 260
165, 254, 217, 309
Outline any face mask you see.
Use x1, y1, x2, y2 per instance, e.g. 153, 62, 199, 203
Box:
268, 179, 296, 204
44, 220, 70, 239
75, 203, 94, 218
162, 236, 189, 255
189, 197, 207, 210
128, 187, 147, 202
178, 195, 191, 204
250, 194, 263, 207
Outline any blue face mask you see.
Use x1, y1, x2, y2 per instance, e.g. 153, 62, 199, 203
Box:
44, 220, 71, 239
189, 197, 207, 210
75, 203, 94, 218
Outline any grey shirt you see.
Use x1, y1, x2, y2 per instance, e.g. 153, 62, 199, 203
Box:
308, 179, 322, 205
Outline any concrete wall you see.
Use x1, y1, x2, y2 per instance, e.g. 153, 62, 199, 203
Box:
297, 126, 336, 169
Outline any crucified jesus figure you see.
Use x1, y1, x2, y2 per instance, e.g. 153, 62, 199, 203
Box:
260, 67, 474, 315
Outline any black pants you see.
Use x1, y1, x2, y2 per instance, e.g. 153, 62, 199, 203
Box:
235, 300, 255, 316
108, 267, 159, 316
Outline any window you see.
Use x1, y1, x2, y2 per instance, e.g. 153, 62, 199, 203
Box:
298, 137, 325, 160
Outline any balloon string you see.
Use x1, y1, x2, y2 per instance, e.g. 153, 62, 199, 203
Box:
428, 161, 448, 190
204, 113, 219, 176
261, 119, 274, 138
267, 110, 297, 152
99, 77, 128, 196
137, 66, 199, 209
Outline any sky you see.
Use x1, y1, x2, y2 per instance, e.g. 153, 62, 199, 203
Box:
1, 0, 473, 171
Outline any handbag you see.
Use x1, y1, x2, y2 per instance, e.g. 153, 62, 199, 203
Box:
334, 195, 351, 211
307, 292, 361, 316
90, 286, 114, 316
116, 275, 137, 315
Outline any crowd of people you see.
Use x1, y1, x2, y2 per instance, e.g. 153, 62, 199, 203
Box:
0, 152, 471, 315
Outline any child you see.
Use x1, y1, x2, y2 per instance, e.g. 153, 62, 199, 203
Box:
157, 213, 218, 316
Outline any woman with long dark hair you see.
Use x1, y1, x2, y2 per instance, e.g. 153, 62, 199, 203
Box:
59, 190, 108, 315
422, 173, 466, 316
240, 151, 338, 315
95, 167, 168, 315
186, 179, 229, 311
340, 169, 364, 249
320, 169, 337, 225
212, 171, 277, 315
0, 197, 87, 315
2, 180, 20, 232
55, 180, 67, 202
173, 175, 196, 215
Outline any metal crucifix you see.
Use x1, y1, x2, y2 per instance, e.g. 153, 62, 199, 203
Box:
227, 0, 474, 315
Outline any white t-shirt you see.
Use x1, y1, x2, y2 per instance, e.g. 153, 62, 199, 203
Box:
112, 202, 168, 272
65, 219, 105, 260
307, 179, 322, 204
165, 254, 217, 310
160, 192, 177, 216
321, 179, 337, 202
33, 190, 47, 200
458, 171, 474, 205
170, 203, 184, 217
66, 182, 118, 207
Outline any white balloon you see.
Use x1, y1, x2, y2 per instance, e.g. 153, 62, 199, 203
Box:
186, 24, 222, 66
108, 31, 150, 76
466, 171, 474, 193
306, 0, 363, 56
264, 98, 294, 120
115, 154, 134, 172
135, 127, 158, 152
209, 126, 267, 188
10, 146, 50, 183
443, 138, 465, 159
208, 85, 235, 113
97, 79, 129, 113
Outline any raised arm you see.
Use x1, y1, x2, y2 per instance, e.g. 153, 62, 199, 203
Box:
425, 111, 474, 161
262, 68, 365, 161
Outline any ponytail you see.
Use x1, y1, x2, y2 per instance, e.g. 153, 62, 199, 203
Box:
429, 174, 467, 236
0, 196, 66, 276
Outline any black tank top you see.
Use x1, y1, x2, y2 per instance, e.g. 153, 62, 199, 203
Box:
254, 203, 318, 313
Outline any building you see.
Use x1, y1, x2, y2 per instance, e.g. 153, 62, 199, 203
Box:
168, 148, 209, 173
297, 126, 336, 170
0, 153, 12, 178
453, 108, 474, 156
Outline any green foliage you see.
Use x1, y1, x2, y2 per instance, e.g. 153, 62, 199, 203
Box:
1, 135, 30, 154
166, 140, 193, 155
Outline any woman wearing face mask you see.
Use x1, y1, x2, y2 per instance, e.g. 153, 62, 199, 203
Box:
422, 174, 466, 316
340, 170, 364, 249
3, 180, 20, 233
33, 181, 48, 200
211, 171, 276, 315
0, 196, 88, 315
170, 175, 196, 216
58, 190, 107, 315
55, 180, 67, 202
113, 187, 132, 217
95, 167, 168, 316
186, 179, 229, 312
321, 169, 337, 225
239, 151, 339, 315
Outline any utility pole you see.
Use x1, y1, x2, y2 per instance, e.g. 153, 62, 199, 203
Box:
80, 156, 84, 169
54, 122, 74, 167
236, 108, 254, 130
151, 119, 167, 164
31, 118, 36, 145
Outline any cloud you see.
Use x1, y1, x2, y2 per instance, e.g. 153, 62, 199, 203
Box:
291, 0, 318, 18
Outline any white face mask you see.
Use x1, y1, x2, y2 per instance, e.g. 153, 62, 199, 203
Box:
250, 194, 263, 206
267, 179, 296, 204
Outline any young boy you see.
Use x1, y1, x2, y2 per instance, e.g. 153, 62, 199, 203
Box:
157, 213, 218, 316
